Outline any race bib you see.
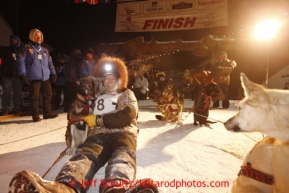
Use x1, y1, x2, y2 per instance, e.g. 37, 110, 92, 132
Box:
93, 93, 121, 115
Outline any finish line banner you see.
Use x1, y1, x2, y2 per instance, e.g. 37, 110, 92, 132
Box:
115, 0, 228, 32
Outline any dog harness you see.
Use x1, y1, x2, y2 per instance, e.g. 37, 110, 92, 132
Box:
162, 95, 179, 113
202, 91, 211, 110
158, 95, 175, 110
164, 95, 172, 104
168, 105, 178, 114
238, 143, 275, 185
68, 96, 94, 126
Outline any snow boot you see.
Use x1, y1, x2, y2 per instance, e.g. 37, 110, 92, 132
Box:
32, 115, 42, 122
13, 107, 22, 116
43, 112, 58, 119
1, 108, 9, 116
8, 170, 76, 193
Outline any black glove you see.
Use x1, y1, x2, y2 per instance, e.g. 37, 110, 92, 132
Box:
50, 74, 57, 83
59, 72, 64, 77
20, 75, 31, 85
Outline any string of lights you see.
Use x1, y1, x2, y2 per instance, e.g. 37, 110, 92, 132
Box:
125, 50, 180, 64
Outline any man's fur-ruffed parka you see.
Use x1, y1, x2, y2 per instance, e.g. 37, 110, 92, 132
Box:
94, 57, 128, 93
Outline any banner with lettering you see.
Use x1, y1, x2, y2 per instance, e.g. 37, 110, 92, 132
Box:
115, 0, 228, 32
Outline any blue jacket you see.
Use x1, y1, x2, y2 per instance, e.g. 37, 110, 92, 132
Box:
17, 42, 56, 81
79, 59, 96, 78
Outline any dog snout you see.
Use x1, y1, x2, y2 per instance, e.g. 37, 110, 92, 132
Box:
225, 124, 241, 132
224, 117, 241, 132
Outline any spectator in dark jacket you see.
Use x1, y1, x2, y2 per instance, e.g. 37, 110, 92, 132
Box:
64, 47, 86, 112
0, 35, 22, 115
211, 51, 237, 109
17, 29, 58, 122
79, 48, 96, 78
53, 53, 68, 110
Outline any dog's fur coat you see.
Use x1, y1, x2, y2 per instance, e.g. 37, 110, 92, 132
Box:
155, 95, 184, 124
156, 80, 174, 106
155, 78, 185, 125
224, 73, 289, 193
193, 82, 222, 126
65, 76, 104, 155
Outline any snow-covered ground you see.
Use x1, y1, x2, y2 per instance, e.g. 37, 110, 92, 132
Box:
0, 99, 263, 193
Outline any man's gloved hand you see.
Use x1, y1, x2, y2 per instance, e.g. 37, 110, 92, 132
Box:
50, 74, 57, 83
84, 115, 97, 127
20, 75, 31, 85
59, 72, 64, 76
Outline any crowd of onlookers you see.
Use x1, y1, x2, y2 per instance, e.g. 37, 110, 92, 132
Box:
127, 52, 237, 109
0, 29, 103, 122
0, 29, 237, 120
125, 50, 238, 108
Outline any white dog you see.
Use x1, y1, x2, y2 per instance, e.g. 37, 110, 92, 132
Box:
224, 73, 289, 193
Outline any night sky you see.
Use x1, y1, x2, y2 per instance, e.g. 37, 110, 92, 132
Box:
1, 0, 289, 94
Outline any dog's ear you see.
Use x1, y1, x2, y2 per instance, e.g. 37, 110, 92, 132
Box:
75, 80, 82, 93
241, 73, 265, 94
240, 73, 266, 104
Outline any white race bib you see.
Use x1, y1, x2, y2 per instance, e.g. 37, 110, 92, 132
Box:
93, 93, 121, 115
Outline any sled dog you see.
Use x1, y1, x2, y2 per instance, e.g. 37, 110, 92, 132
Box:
65, 76, 104, 155
224, 73, 289, 193
193, 82, 222, 126
155, 96, 183, 124
156, 79, 174, 107
156, 89, 184, 125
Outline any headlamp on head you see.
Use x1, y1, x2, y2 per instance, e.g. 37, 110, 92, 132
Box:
104, 63, 112, 72
103, 63, 118, 78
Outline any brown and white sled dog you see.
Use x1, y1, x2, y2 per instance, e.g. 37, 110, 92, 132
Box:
224, 73, 289, 193
155, 90, 184, 125
65, 76, 104, 155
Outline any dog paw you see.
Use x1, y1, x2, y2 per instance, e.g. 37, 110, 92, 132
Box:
65, 148, 73, 155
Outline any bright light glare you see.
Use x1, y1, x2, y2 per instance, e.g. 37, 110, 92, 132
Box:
254, 19, 281, 40
104, 63, 112, 71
